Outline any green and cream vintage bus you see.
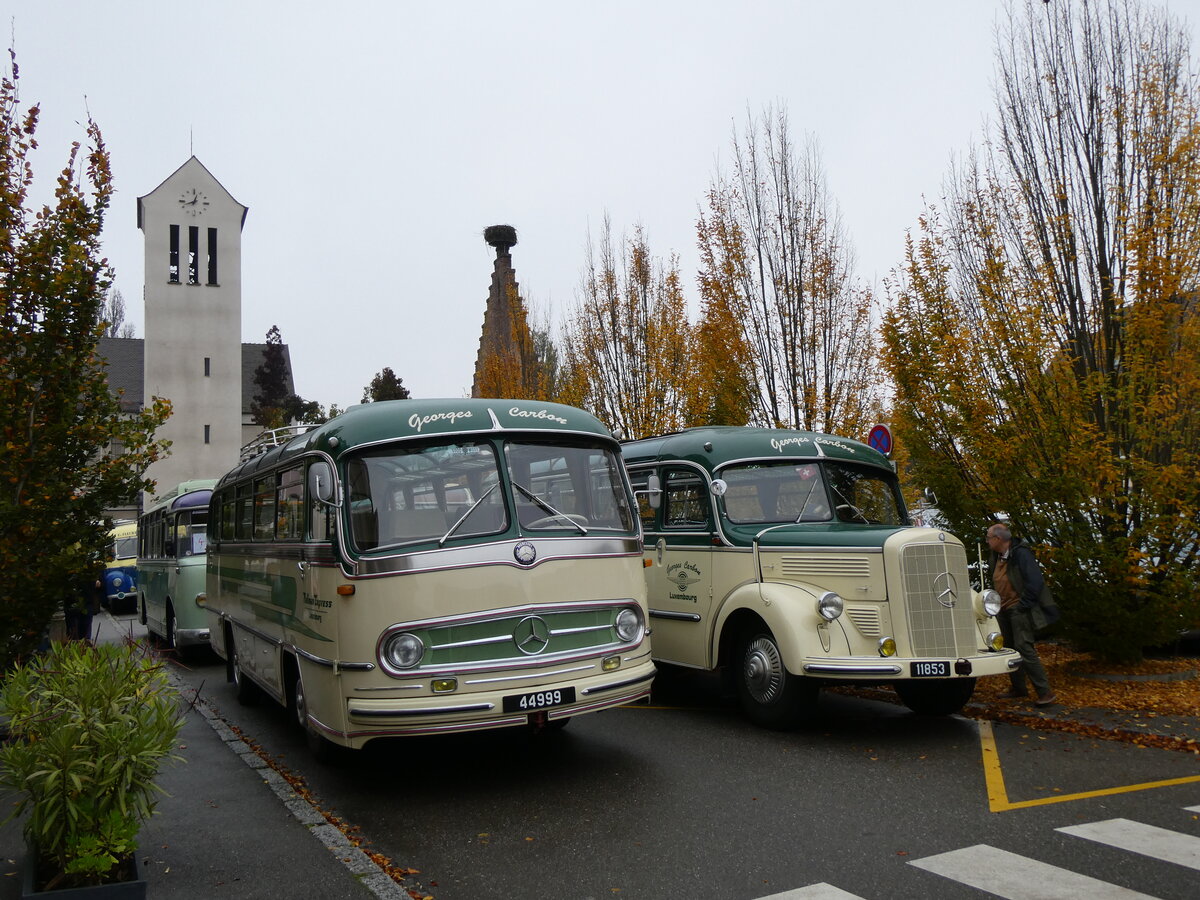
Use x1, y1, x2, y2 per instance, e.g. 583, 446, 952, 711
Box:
622, 427, 1018, 727
205, 399, 653, 757
138, 479, 217, 651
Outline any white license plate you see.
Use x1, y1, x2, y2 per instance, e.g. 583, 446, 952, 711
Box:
502, 687, 576, 713
910, 661, 950, 678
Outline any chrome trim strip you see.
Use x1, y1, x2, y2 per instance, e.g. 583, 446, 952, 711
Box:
1007, 657, 1023, 670
434, 633, 514, 650
293, 645, 375, 671
383, 598, 635, 632
354, 537, 641, 577
581, 672, 656, 696
354, 683, 424, 692
549, 623, 612, 637
803, 663, 903, 675
350, 703, 496, 718
464, 664, 596, 686
648, 609, 702, 623
431, 622, 612, 652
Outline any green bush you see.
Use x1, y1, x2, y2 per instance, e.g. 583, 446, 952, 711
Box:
0, 641, 185, 890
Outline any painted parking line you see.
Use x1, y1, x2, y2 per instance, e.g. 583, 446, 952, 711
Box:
977, 720, 1200, 812
1058, 818, 1200, 871
909, 844, 1157, 899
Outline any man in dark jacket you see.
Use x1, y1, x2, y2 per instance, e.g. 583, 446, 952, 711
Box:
986, 523, 1057, 706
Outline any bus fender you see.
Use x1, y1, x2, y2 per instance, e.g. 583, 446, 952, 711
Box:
710, 581, 829, 674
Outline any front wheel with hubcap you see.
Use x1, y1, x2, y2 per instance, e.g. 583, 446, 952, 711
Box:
229, 632, 260, 706
735, 629, 818, 729
894, 677, 977, 715
290, 663, 341, 763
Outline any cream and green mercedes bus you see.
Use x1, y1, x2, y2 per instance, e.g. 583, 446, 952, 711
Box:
622, 427, 1018, 728
206, 399, 653, 757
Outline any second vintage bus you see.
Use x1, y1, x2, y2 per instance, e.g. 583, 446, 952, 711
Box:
205, 399, 654, 757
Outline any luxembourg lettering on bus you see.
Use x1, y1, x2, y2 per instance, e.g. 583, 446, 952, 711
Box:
408, 410, 474, 433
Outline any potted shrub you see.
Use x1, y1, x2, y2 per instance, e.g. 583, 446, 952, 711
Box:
0, 641, 184, 896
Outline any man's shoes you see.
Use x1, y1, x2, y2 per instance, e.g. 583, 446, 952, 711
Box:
999, 690, 1028, 699
1034, 693, 1059, 707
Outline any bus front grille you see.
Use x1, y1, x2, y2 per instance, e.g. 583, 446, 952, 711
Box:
899, 542, 978, 658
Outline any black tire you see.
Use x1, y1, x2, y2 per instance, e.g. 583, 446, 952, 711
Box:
735, 628, 818, 729
229, 630, 260, 706
894, 677, 977, 715
165, 604, 179, 651
289, 660, 341, 763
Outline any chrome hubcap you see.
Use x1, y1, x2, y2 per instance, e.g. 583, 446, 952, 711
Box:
744, 637, 784, 704
295, 677, 307, 728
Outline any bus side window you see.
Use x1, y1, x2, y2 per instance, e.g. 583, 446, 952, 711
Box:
664, 470, 710, 529
628, 471, 658, 533
254, 476, 275, 541
277, 467, 304, 541
306, 462, 331, 543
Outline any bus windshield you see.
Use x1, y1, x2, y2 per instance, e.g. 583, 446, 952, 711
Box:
346, 438, 636, 551
174, 510, 208, 557
720, 461, 907, 526
505, 440, 635, 532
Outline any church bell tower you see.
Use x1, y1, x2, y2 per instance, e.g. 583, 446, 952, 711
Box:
137, 157, 247, 498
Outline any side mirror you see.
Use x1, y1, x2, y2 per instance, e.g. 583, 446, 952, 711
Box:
709, 479, 728, 498
923, 487, 938, 505
646, 474, 662, 510
308, 461, 340, 507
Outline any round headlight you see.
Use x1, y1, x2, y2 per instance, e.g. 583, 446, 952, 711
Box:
817, 591, 844, 621
981, 589, 1002, 617
615, 607, 643, 642
383, 632, 424, 669
987, 631, 1004, 651
878, 636, 897, 657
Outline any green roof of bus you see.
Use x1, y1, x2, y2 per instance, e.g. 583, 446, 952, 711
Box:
620, 426, 891, 473
221, 399, 617, 485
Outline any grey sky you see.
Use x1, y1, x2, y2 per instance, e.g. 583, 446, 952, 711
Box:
7, 1, 1198, 409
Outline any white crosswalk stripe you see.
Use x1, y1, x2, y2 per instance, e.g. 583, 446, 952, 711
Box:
1058, 817, 1200, 871
907, 844, 1157, 899
754, 809, 1200, 900
755, 886, 866, 900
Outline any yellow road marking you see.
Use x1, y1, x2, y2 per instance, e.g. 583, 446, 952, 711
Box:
977, 719, 1200, 812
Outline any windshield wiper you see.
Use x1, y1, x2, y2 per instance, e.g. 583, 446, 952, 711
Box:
439, 484, 499, 547
511, 482, 588, 535
828, 484, 869, 523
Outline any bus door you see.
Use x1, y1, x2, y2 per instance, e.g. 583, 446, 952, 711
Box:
637, 467, 714, 668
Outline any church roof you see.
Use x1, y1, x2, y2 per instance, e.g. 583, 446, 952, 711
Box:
97, 337, 294, 415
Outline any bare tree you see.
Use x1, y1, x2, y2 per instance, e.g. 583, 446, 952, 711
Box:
696, 107, 879, 435
100, 287, 134, 338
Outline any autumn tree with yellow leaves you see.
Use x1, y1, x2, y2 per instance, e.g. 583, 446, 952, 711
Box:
557, 218, 695, 439
882, 0, 1200, 661
696, 108, 880, 436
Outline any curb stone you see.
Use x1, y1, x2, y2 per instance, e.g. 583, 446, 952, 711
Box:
162, 665, 411, 900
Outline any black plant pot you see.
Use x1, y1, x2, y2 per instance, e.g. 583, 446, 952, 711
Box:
21, 849, 145, 899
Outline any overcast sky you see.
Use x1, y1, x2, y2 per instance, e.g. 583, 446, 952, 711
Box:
7, 1, 1199, 409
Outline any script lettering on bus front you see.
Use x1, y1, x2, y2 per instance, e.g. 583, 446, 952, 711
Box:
508, 407, 569, 425
303, 592, 333, 624
408, 410, 474, 433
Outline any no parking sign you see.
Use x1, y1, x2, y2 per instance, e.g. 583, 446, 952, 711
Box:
867, 423, 893, 457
